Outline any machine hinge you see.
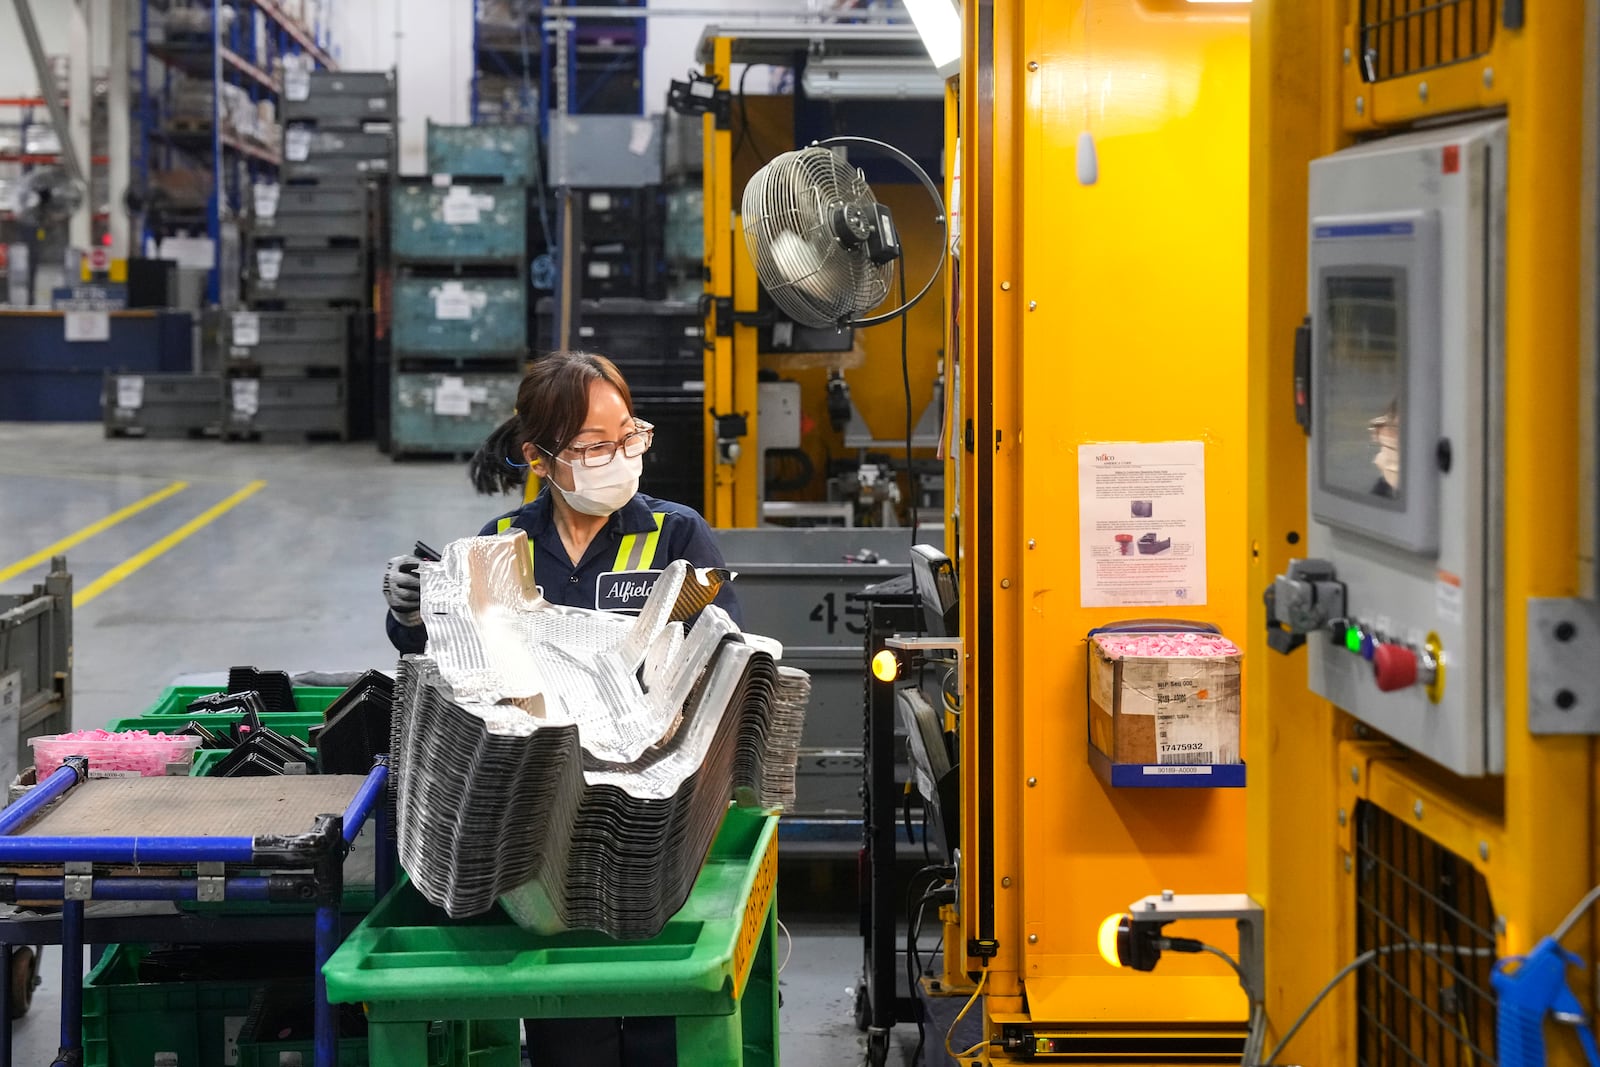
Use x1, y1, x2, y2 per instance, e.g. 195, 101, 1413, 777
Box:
1503, 0, 1524, 29
64, 861, 92, 901
967, 938, 999, 959
1527, 598, 1600, 734
714, 297, 733, 337
963, 419, 974, 453
197, 861, 226, 902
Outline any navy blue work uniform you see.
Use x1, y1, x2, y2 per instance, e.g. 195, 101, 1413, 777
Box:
386, 490, 739, 653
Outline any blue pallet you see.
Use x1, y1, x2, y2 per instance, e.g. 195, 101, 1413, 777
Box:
391, 182, 526, 262
392, 276, 527, 356
0, 311, 192, 420
425, 122, 534, 183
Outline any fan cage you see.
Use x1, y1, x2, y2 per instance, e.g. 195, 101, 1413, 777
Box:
741, 147, 895, 328
1356, 0, 1498, 83
1354, 800, 1499, 1067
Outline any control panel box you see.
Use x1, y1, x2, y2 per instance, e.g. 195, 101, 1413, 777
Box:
1302, 120, 1506, 776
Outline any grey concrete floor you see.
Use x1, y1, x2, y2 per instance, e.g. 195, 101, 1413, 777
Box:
0, 424, 924, 1066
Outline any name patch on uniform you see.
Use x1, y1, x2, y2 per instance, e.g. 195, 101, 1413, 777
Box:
595, 570, 662, 613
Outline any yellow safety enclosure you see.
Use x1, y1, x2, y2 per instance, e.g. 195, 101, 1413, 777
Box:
950, 0, 1256, 1060
937, 0, 1600, 1064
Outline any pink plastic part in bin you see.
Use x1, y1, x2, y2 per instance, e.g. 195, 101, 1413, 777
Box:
29, 730, 202, 779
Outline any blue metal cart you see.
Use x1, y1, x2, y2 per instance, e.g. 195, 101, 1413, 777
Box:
0, 755, 391, 1067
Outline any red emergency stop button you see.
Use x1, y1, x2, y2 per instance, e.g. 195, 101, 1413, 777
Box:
1373, 643, 1418, 692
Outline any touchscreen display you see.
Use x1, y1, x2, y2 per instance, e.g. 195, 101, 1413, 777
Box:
1320, 272, 1404, 505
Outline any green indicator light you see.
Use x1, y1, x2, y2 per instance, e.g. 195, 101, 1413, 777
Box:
1345, 627, 1363, 654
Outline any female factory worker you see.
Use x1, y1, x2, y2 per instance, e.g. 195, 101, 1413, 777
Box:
383, 351, 739, 652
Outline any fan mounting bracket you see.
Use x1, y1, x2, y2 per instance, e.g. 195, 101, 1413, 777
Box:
667, 71, 732, 130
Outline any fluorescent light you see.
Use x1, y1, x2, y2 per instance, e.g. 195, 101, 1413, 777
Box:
903, 0, 961, 79
801, 57, 945, 100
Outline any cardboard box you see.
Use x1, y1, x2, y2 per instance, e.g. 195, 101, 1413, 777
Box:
1089, 632, 1242, 766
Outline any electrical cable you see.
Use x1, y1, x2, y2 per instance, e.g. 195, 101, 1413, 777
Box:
1190, 942, 1266, 1066
1195, 941, 1250, 993
737, 63, 772, 165
1258, 941, 1498, 1066
777, 918, 793, 975
899, 260, 917, 545
903, 867, 952, 1065
945, 968, 990, 1060
1552, 883, 1600, 943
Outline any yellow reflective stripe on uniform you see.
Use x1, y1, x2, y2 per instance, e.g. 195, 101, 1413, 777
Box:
638, 512, 666, 570
614, 512, 667, 571
496, 517, 513, 534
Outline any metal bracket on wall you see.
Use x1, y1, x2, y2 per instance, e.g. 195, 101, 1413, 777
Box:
1527, 598, 1600, 733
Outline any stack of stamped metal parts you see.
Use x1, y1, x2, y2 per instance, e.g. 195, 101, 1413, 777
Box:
391, 532, 807, 938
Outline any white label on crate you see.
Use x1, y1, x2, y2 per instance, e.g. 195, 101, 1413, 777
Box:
253, 182, 279, 219
431, 173, 452, 187
434, 281, 473, 320
466, 385, 490, 403
434, 376, 472, 416
223, 1012, 247, 1065
256, 247, 283, 282
232, 378, 260, 417
64, 310, 110, 342
627, 119, 654, 157
116, 375, 144, 410
589, 192, 613, 212
231, 311, 260, 347
1142, 765, 1212, 777
285, 67, 310, 101
587, 261, 612, 279
684, 325, 702, 337
442, 185, 480, 226
368, 96, 387, 111
285, 126, 311, 162
578, 325, 596, 338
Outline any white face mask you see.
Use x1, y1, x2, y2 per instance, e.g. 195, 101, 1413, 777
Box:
548, 452, 642, 517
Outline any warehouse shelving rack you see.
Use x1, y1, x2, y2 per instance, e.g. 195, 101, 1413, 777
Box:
136, 0, 339, 302
474, 1, 648, 128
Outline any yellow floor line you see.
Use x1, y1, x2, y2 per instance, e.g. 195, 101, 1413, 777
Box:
73, 481, 267, 608
0, 480, 190, 586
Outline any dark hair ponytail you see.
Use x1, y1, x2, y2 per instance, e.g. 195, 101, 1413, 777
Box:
467, 415, 525, 495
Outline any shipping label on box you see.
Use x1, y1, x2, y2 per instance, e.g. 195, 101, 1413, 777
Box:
1089, 632, 1241, 767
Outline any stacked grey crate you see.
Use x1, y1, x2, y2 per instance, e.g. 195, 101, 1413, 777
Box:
102, 373, 223, 439
387, 124, 533, 459
230, 70, 396, 442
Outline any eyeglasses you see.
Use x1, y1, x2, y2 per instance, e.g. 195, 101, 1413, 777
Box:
545, 420, 655, 468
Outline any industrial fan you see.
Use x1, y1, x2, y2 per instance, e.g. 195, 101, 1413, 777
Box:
13, 166, 84, 229
741, 136, 946, 329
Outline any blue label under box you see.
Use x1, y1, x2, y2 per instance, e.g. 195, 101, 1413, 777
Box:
1313, 221, 1415, 240
595, 570, 661, 613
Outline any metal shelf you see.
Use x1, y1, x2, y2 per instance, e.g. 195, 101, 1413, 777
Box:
254, 0, 338, 70
148, 41, 280, 94
138, 0, 338, 302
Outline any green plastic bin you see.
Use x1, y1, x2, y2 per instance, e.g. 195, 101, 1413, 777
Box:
141, 684, 346, 717
82, 945, 297, 1067
107, 683, 346, 743
324, 806, 780, 1067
